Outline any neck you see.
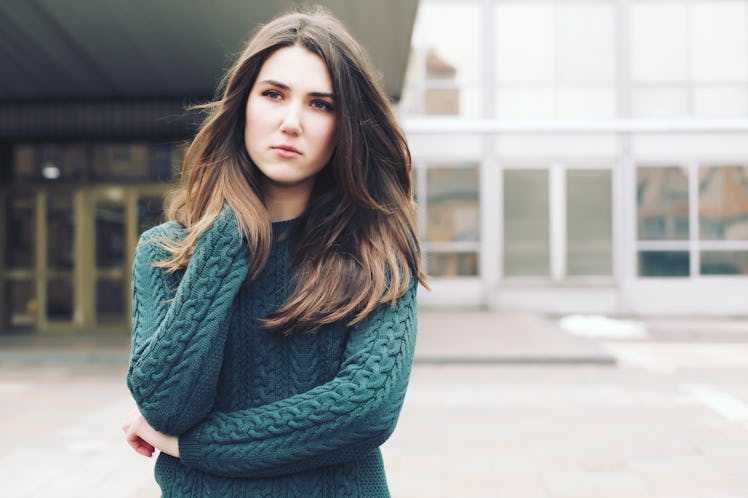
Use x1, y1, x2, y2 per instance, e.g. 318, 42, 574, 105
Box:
263, 179, 313, 222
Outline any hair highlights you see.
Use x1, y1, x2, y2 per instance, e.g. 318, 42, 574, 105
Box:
158, 7, 427, 333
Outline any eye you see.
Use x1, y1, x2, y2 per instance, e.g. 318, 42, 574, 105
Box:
311, 100, 334, 112
262, 90, 283, 100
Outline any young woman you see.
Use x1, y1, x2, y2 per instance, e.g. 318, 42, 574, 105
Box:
122, 8, 426, 497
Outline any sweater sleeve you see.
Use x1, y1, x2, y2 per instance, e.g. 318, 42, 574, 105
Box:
177, 281, 418, 479
126, 208, 248, 435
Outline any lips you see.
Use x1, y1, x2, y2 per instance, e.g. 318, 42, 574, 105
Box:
271, 144, 301, 155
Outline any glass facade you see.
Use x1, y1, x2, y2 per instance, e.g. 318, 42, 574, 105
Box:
11, 142, 181, 184
420, 166, 480, 277
637, 167, 689, 241
567, 170, 613, 276
699, 166, 748, 241
1, 141, 173, 331
504, 170, 550, 277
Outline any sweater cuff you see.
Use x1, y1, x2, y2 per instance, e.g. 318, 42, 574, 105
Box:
178, 425, 206, 467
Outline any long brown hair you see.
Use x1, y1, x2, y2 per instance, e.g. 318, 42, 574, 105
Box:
159, 7, 427, 333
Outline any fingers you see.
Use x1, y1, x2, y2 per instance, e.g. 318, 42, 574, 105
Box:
123, 409, 155, 458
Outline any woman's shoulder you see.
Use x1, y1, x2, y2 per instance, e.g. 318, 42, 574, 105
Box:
135, 220, 185, 263
138, 220, 186, 245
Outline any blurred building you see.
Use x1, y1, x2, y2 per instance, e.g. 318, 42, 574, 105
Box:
0, 0, 418, 333
4, 0, 747, 335
402, 0, 748, 316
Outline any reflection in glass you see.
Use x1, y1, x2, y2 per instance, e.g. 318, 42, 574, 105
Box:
426, 168, 479, 242
93, 144, 147, 181
637, 167, 689, 240
567, 170, 613, 276
6, 195, 34, 268
97, 279, 125, 324
47, 194, 74, 270
404, 2, 482, 117
96, 200, 125, 268
638, 251, 689, 277
504, 170, 549, 276
701, 251, 748, 276
427, 252, 478, 277
13, 144, 85, 182
92, 143, 176, 182
6, 281, 35, 328
699, 166, 748, 240
47, 278, 73, 320
137, 196, 165, 236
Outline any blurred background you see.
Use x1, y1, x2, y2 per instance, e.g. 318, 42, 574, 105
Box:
2, 2, 748, 497
1, 0, 747, 335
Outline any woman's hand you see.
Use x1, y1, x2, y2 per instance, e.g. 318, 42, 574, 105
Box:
122, 408, 180, 458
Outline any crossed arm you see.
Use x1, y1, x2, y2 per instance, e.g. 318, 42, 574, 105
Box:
123, 216, 418, 478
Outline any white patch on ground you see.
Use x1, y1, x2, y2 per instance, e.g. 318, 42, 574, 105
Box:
680, 384, 748, 428
559, 315, 648, 339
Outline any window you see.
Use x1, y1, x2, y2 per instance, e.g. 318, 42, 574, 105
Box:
402, 1, 483, 117
567, 170, 613, 276
12, 142, 180, 184
494, 0, 616, 119
631, 0, 748, 117
636, 163, 748, 278
504, 170, 549, 276
418, 165, 480, 277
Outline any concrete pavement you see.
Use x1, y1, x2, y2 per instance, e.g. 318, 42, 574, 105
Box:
1, 309, 748, 497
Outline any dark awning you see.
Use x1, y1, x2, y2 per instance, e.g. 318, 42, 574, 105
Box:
0, 0, 418, 102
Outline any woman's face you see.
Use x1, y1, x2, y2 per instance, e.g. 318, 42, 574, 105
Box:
245, 45, 337, 196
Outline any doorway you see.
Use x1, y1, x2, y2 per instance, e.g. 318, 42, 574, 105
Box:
0, 185, 168, 333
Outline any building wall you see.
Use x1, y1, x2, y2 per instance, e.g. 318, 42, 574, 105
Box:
401, 0, 748, 315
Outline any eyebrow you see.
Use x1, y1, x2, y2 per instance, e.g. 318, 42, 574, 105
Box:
258, 79, 335, 99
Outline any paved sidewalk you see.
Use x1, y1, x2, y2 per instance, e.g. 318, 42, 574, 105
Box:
2, 309, 748, 497
0, 308, 614, 366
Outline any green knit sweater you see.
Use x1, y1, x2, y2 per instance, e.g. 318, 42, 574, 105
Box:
127, 208, 417, 497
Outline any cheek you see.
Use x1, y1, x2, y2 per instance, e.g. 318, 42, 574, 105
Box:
318, 118, 337, 154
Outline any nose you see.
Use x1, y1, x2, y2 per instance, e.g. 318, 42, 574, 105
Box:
280, 103, 301, 135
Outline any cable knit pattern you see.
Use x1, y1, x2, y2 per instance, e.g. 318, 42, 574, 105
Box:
127, 212, 418, 497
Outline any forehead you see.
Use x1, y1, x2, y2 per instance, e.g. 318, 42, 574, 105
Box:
257, 45, 332, 91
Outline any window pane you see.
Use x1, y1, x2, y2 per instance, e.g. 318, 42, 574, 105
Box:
496, 87, 555, 119
427, 252, 478, 277
699, 166, 748, 240
637, 167, 689, 240
631, 86, 689, 118
701, 251, 748, 276
557, 2, 615, 83
13, 144, 86, 182
638, 251, 690, 277
557, 87, 616, 119
413, 3, 481, 84
406, 2, 482, 117
567, 170, 613, 276
5, 281, 35, 328
425, 87, 460, 116
47, 194, 74, 270
93, 144, 148, 181
504, 170, 549, 276
5, 195, 34, 269
97, 279, 125, 324
92, 143, 176, 182
693, 87, 748, 117
495, 2, 554, 83
96, 198, 125, 268
631, 2, 688, 82
426, 167, 479, 242
691, 1, 748, 82
47, 277, 73, 321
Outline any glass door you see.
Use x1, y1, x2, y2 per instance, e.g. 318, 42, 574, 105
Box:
2, 192, 38, 330
92, 188, 128, 328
